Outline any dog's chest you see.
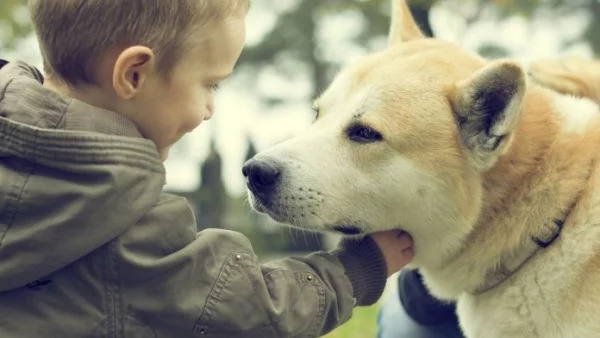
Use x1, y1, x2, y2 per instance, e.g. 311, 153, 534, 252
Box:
457, 280, 565, 338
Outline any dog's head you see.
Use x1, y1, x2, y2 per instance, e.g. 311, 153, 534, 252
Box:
244, 0, 526, 265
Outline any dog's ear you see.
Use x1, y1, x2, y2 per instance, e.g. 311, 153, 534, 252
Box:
388, 0, 426, 47
451, 61, 526, 171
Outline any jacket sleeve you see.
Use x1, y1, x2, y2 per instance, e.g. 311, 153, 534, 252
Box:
116, 193, 388, 338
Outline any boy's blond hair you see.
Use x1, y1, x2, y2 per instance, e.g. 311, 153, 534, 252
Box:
28, 0, 249, 85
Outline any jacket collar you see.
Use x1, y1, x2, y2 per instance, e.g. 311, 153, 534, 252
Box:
0, 59, 143, 139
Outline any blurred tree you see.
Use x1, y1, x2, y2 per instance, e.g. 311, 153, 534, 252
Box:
239, 0, 600, 100
240, 0, 434, 99
481, 0, 599, 53
195, 140, 227, 230
244, 138, 258, 168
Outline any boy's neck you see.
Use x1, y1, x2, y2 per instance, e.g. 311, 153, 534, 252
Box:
43, 75, 167, 161
43, 76, 120, 114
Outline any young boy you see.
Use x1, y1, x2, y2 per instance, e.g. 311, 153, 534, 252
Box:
0, 1, 414, 337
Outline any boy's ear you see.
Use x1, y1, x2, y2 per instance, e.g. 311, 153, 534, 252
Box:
388, 0, 426, 47
112, 46, 155, 100
451, 61, 526, 171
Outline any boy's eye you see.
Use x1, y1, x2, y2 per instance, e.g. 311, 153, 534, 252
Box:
210, 84, 221, 92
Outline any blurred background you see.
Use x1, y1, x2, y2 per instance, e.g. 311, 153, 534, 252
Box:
1, 0, 597, 336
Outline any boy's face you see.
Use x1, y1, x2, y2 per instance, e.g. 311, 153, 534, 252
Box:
131, 13, 246, 160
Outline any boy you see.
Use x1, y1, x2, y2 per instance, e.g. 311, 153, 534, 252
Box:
0, 1, 413, 337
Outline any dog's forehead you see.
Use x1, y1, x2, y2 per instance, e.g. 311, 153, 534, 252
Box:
318, 71, 376, 118
321, 41, 483, 104
314, 40, 486, 134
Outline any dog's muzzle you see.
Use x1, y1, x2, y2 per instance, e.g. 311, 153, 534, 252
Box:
242, 159, 281, 202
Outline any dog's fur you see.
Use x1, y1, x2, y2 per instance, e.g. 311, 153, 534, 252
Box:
529, 56, 600, 105
244, 1, 600, 337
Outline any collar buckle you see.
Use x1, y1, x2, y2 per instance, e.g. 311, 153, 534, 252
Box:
531, 219, 564, 248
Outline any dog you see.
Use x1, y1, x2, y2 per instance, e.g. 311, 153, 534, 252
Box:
243, 1, 600, 337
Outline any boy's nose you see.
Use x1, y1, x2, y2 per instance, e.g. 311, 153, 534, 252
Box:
242, 159, 281, 198
204, 97, 215, 120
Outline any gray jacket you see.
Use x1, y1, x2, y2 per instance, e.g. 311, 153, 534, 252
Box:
0, 60, 387, 338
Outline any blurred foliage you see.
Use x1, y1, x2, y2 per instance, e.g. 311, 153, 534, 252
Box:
238, 0, 600, 107
3, 0, 598, 95
482, 0, 600, 53
478, 43, 511, 59
240, 0, 435, 97
195, 141, 227, 230
0, 0, 32, 51
2, 1, 599, 60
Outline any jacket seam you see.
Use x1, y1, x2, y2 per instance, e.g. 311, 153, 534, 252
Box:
0, 152, 36, 247
309, 281, 327, 338
193, 252, 235, 334
262, 270, 320, 338
194, 250, 278, 337
104, 241, 124, 338
246, 261, 280, 337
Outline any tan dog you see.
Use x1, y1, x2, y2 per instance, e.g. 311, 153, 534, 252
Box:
244, 1, 600, 337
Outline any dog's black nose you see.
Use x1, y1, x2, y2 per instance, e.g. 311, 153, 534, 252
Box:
242, 159, 281, 197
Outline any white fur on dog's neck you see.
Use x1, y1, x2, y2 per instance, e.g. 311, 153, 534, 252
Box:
552, 92, 599, 134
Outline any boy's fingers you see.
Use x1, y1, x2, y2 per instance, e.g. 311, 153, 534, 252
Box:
371, 229, 415, 276
372, 230, 413, 248
402, 247, 414, 260
395, 231, 413, 250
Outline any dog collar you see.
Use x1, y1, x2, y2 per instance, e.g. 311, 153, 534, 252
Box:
472, 218, 564, 295
471, 156, 595, 296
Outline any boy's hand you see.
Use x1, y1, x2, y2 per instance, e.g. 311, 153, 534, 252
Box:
371, 230, 414, 277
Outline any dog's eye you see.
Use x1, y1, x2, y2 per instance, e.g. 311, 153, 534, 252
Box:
347, 124, 383, 143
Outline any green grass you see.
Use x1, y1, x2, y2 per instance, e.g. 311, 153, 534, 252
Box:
323, 303, 380, 338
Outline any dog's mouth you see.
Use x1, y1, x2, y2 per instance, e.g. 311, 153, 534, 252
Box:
250, 196, 371, 237
332, 225, 363, 235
